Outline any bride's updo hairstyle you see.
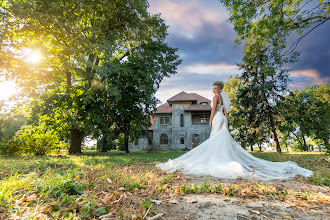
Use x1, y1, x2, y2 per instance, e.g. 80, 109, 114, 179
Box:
213, 81, 224, 92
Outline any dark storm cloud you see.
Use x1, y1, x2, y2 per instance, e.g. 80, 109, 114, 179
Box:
166, 21, 244, 66
292, 21, 330, 78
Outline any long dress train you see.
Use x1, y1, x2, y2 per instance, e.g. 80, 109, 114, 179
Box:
155, 103, 313, 181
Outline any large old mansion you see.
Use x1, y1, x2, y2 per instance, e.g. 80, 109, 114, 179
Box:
129, 91, 212, 150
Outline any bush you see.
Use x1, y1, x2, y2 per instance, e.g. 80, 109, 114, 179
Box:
0, 137, 22, 156
16, 124, 65, 155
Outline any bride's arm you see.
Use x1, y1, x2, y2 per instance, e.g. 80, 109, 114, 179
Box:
209, 95, 219, 128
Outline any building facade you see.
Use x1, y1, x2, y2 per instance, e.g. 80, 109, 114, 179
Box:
129, 91, 212, 150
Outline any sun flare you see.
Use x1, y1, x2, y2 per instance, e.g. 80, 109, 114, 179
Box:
25, 51, 42, 64
0, 81, 17, 100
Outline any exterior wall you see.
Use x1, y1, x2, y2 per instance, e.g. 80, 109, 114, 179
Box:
171, 103, 192, 150
128, 138, 149, 151
152, 114, 172, 150
128, 104, 211, 151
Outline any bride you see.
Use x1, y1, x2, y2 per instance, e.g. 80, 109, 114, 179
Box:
156, 81, 314, 181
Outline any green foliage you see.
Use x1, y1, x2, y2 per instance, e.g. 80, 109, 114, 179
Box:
279, 83, 330, 153
1, 0, 181, 154
0, 137, 22, 156
219, 0, 330, 153
140, 200, 152, 209
16, 124, 66, 155
48, 180, 83, 198
96, 133, 116, 152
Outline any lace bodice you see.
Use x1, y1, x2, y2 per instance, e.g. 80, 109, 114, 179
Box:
210, 101, 224, 113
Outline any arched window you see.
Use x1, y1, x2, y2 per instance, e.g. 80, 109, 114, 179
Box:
180, 137, 184, 145
192, 134, 200, 148
180, 114, 184, 127
160, 134, 168, 145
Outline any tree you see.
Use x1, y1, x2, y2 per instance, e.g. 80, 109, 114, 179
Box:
224, 75, 268, 151
219, 0, 329, 153
1, 0, 181, 154
219, 0, 330, 55
280, 83, 330, 152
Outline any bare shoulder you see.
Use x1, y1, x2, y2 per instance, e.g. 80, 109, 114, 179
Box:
213, 95, 219, 104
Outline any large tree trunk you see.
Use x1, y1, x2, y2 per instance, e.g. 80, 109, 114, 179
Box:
250, 145, 254, 151
124, 129, 129, 154
101, 134, 108, 152
69, 127, 84, 154
269, 114, 281, 153
302, 135, 308, 151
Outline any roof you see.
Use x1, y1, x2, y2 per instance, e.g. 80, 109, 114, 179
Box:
154, 102, 172, 114
154, 91, 211, 114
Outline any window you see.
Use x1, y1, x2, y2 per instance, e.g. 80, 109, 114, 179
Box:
180, 137, 184, 145
180, 114, 184, 127
160, 116, 170, 125
201, 102, 208, 106
192, 113, 210, 124
200, 117, 207, 123
160, 134, 168, 145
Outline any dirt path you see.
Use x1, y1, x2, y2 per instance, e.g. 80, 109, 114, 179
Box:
152, 175, 330, 220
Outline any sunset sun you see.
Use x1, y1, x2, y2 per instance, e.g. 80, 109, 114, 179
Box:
25, 50, 42, 64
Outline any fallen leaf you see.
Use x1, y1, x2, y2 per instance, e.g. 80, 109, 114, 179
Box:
107, 178, 112, 184
148, 188, 154, 195
250, 210, 260, 215
26, 193, 37, 202
132, 188, 140, 194
136, 206, 146, 212
132, 215, 142, 220
118, 187, 125, 191
102, 193, 114, 203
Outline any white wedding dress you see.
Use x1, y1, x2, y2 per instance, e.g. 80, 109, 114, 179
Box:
156, 102, 314, 181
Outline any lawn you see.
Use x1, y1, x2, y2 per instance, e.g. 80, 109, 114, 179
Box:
0, 151, 329, 219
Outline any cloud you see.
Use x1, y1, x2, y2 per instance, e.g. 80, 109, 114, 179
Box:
148, 0, 330, 102
181, 62, 239, 74
289, 22, 330, 79
290, 69, 329, 84
155, 71, 235, 104
149, 0, 228, 37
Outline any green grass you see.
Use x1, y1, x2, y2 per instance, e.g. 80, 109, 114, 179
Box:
0, 150, 328, 219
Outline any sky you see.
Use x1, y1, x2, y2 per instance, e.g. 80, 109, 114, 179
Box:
148, 0, 330, 104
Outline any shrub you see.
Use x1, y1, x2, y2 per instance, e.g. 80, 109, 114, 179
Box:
0, 137, 22, 156
16, 124, 65, 155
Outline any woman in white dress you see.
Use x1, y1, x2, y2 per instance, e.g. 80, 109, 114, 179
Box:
156, 81, 314, 181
